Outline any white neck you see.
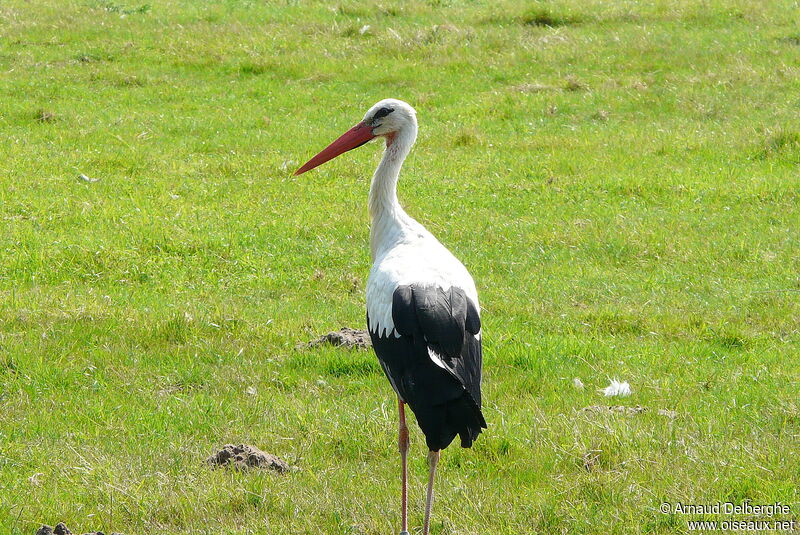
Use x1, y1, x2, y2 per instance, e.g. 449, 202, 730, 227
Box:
368, 125, 418, 260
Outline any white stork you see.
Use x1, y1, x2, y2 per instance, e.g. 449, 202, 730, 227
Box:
295, 99, 486, 535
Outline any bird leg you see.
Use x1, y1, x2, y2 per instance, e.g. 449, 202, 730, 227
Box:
398, 398, 410, 535
422, 449, 440, 535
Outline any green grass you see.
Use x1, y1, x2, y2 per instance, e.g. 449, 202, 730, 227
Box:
1, 0, 799, 533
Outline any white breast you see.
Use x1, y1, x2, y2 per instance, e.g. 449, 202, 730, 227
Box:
366, 237, 479, 337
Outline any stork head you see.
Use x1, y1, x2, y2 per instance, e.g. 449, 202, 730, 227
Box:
294, 98, 417, 176
365, 98, 417, 138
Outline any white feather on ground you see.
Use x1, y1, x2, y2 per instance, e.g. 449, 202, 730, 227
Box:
573, 377, 585, 390
600, 379, 631, 397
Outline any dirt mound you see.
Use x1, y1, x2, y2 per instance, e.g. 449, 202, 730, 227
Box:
305, 327, 371, 349
36, 522, 123, 535
207, 444, 292, 473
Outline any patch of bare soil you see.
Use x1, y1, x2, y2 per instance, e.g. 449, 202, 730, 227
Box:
36, 522, 123, 535
582, 405, 648, 415
304, 327, 371, 349
207, 444, 292, 473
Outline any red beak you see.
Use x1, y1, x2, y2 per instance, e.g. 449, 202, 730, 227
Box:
294, 121, 376, 176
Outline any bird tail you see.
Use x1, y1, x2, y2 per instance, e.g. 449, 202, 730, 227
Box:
448, 391, 487, 448
418, 391, 487, 451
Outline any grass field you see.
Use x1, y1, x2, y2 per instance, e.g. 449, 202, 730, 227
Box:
1, 0, 799, 533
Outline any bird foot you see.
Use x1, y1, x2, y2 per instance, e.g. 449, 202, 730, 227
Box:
399, 532, 410, 535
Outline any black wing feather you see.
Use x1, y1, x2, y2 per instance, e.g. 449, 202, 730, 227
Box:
465, 297, 481, 335
391, 286, 416, 336
371, 283, 486, 450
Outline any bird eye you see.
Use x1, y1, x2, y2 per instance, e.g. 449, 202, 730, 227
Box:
373, 107, 394, 120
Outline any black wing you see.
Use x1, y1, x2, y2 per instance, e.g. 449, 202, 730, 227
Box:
369, 284, 486, 450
